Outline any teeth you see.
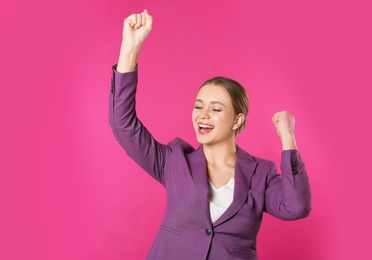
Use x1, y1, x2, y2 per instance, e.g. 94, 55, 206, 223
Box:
198, 124, 214, 129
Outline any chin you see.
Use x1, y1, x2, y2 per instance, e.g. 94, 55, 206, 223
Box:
195, 135, 214, 145
195, 134, 206, 144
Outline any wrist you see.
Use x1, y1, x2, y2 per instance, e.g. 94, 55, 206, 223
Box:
117, 41, 141, 73
120, 39, 142, 54
280, 130, 294, 140
280, 131, 297, 150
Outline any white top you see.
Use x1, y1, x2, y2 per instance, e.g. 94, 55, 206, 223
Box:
208, 178, 235, 223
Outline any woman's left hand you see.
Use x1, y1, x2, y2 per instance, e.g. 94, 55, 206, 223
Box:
272, 110, 298, 150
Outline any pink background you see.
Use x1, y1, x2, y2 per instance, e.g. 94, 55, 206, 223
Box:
1, 0, 371, 259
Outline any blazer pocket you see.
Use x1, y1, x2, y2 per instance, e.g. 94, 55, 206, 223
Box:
160, 225, 182, 235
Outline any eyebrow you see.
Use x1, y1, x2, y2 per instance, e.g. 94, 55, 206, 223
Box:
195, 99, 226, 107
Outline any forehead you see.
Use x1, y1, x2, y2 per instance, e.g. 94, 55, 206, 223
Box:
196, 84, 232, 103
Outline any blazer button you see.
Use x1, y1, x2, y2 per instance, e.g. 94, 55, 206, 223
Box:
205, 229, 212, 235
110, 78, 114, 94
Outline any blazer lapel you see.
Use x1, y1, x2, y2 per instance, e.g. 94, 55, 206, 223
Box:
186, 145, 212, 224
187, 145, 258, 227
213, 146, 258, 227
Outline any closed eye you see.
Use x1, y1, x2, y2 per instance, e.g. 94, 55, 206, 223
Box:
212, 109, 221, 112
194, 106, 203, 109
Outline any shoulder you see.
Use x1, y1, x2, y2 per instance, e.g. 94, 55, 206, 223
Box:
236, 145, 274, 166
236, 146, 276, 183
252, 155, 274, 167
167, 137, 195, 155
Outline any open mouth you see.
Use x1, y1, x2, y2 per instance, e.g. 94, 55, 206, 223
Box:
198, 123, 214, 134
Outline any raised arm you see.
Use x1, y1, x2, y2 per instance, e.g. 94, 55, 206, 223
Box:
109, 10, 171, 185
265, 111, 312, 220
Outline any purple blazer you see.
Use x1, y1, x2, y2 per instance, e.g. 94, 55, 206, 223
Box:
108, 65, 311, 260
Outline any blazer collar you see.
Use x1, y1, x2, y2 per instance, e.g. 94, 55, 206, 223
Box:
186, 145, 258, 227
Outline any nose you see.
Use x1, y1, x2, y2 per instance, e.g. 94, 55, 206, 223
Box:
199, 109, 210, 119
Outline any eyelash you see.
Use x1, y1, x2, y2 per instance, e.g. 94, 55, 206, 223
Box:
194, 106, 221, 112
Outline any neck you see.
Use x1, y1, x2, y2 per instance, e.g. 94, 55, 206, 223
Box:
202, 139, 237, 167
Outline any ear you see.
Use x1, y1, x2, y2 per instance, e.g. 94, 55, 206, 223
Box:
232, 113, 245, 131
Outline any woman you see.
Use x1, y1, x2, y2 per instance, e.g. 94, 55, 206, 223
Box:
109, 9, 311, 260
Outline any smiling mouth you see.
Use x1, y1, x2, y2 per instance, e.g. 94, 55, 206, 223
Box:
198, 123, 214, 134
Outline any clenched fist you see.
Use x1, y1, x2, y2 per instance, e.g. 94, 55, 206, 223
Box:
272, 111, 298, 150
122, 9, 153, 48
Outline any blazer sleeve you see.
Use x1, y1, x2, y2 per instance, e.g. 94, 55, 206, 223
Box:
264, 150, 312, 220
108, 64, 172, 186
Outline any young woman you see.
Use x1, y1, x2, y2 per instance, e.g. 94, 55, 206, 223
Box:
109, 9, 311, 260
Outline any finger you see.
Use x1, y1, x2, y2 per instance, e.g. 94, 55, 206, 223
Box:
272, 114, 279, 123
141, 13, 146, 26
272, 117, 278, 127
143, 9, 153, 27
128, 14, 137, 27
143, 9, 152, 18
134, 14, 142, 29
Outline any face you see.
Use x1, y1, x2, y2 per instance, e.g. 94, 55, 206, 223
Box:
192, 84, 240, 145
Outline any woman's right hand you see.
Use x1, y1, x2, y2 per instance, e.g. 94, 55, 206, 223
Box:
117, 9, 152, 73
122, 9, 153, 49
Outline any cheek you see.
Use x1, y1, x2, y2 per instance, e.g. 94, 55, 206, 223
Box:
211, 113, 227, 122
213, 114, 235, 128
192, 110, 198, 121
